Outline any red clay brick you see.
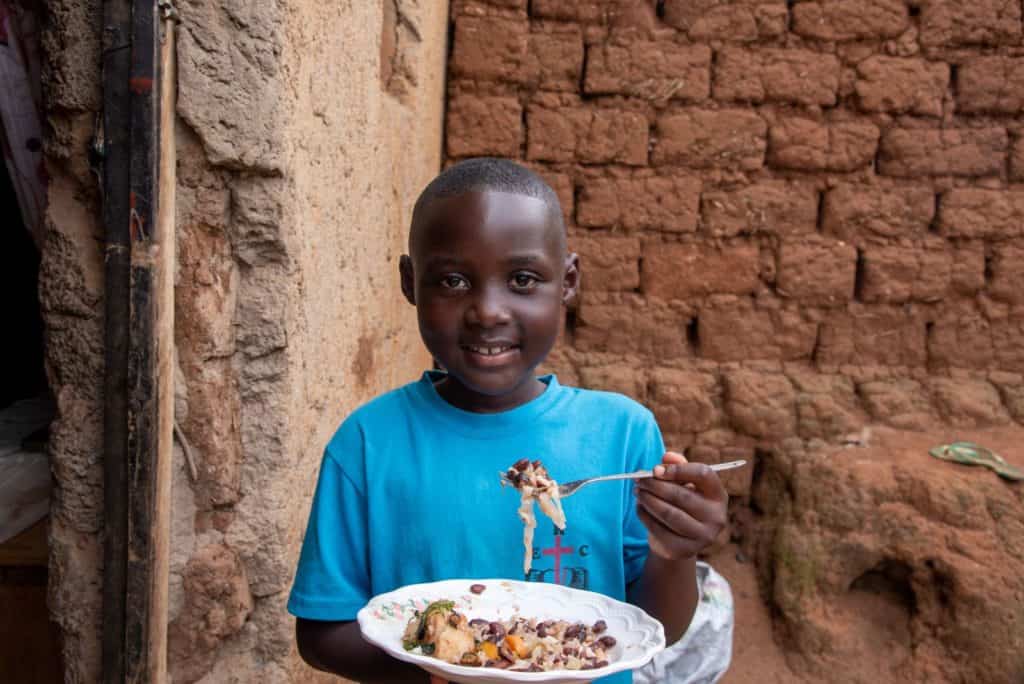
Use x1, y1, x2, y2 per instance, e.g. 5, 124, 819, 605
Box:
858, 378, 937, 430
450, 0, 524, 14
701, 181, 818, 237
878, 128, 1007, 177
569, 235, 642, 292
769, 118, 880, 172
578, 365, 646, 401
930, 378, 1010, 428
713, 48, 841, 106
451, 15, 529, 82
453, 0, 526, 10
788, 371, 868, 440
951, 243, 986, 295
993, 318, 1024, 370
663, 0, 788, 41
860, 245, 952, 303
927, 314, 995, 369
776, 239, 858, 306
989, 244, 1024, 304
574, 298, 692, 359
585, 42, 711, 102
649, 369, 720, 433
577, 175, 701, 232
526, 105, 649, 165
699, 304, 818, 361
938, 189, 1024, 239
822, 185, 934, 242
528, 27, 584, 92
919, 0, 1022, 47
957, 57, 1024, 115
723, 370, 797, 439
1011, 134, 1024, 181
653, 109, 767, 170
792, 0, 910, 40
641, 241, 761, 299
530, 0, 607, 22
818, 308, 927, 366
446, 95, 522, 158
855, 57, 949, 117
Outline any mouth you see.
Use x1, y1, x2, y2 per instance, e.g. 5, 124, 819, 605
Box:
461, 343, 520, 367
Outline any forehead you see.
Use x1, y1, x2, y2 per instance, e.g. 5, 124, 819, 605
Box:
412, 190, 562, 260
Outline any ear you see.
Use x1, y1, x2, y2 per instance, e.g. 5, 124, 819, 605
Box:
562, 252, 580, 307
399, 255, 416, 306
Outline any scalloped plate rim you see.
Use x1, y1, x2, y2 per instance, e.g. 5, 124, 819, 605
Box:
356, 578, 666, 683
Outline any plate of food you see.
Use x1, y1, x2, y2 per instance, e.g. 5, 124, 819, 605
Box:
356, 578, 665, 683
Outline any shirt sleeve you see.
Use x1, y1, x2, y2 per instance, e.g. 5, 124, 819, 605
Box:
622, 408, 666, 585
287, 420, 370, 621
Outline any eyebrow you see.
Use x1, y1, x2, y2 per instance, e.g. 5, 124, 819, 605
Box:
421, 253, 552, 271
422, 256, 465, 271
503, 253, 549, 267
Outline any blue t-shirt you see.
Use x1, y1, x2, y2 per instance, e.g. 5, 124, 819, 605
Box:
288, 371, 665, 682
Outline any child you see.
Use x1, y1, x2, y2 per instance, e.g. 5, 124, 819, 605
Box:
288, 158, 730, 683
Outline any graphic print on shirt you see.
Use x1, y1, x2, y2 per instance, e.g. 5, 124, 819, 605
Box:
525, 525, 589, 589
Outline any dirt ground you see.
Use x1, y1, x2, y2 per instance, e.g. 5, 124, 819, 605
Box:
714, 424, 1024, 684
711, 542, 799, 684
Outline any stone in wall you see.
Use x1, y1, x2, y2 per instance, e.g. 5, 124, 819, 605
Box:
168, 544, 254, 683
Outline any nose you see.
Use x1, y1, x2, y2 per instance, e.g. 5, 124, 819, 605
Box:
465, 283, 511, 328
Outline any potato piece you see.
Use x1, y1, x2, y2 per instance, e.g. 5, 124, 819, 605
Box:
434, 625, 476, 664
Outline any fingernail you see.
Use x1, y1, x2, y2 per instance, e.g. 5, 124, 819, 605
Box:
654, 465, 666, 478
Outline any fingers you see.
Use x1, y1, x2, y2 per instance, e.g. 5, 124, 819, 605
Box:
650, 461, 728, 502
636, 477, 722, 526
636, 502, 709, 559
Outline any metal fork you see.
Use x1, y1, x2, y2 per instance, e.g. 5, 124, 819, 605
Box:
557, 459, 748, 498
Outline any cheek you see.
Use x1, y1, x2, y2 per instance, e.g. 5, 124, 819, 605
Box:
417, 300, 459, 336
518, 299, 563, 339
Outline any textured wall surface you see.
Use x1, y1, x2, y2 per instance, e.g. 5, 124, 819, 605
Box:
169, 1, 446, 681
38, 0, 106, 680
445, 0, 1024, 502
38, 1, 447, 681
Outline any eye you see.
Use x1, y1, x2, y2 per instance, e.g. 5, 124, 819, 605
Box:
510, 272, 539, 291
441, 274, 469, 290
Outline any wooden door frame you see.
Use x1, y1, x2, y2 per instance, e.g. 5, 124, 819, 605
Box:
100, 1, 176, 681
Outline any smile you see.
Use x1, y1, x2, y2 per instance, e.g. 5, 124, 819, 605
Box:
466, 345, 515, 356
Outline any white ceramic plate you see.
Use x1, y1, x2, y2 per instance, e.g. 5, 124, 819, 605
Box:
356, 578, 665, 683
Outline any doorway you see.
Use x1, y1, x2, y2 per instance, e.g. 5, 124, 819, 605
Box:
0, 1, 60, 681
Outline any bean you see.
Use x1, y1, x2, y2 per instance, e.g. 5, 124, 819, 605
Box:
564, 623, 585, 640
598, 636, 617, 649
470, 583, 486, 594
513, 458, 529, 471
592, 620, 607, 634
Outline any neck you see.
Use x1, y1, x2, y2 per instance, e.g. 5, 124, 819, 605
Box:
434, 375, 546, 413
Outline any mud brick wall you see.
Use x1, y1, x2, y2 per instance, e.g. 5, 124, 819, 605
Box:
445, 0, 1024, 494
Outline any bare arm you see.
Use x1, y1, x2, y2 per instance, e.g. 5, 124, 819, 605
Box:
628, 555, 699, 643
296, 618, 430, 683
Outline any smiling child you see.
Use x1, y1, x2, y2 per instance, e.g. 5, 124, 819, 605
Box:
288, 158, 729, 683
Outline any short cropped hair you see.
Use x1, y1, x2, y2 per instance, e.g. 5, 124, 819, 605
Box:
410, 158, 565, 251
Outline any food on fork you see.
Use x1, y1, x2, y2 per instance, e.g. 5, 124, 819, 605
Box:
501, 459, 566, 574
401, 600, 617, 671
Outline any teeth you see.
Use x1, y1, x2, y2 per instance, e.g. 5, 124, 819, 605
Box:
469, 345, 511, 355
